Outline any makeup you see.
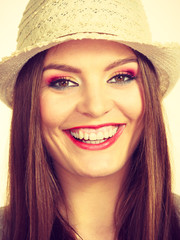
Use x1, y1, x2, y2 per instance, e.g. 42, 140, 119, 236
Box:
43, 74, 72, 84
107, 62, 139, 85
112, 68, 137, 77
43, 74, 78, 90
65, 123, 126, 150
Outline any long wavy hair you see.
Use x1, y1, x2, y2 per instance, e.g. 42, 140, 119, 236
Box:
2, 47, 180, 240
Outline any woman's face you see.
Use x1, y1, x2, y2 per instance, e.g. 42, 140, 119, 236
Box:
40, 39, 144, 178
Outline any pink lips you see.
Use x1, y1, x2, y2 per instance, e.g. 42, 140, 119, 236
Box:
65, 123, 126, 151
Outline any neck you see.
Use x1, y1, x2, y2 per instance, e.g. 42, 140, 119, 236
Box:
57, 168, 128, 240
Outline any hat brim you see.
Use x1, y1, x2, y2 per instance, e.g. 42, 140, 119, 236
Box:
0, 32, 180, 107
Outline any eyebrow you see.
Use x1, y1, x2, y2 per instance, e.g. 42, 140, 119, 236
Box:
104, 58, 137, 71
43, 57, 138, 73
43, 64, 81, 73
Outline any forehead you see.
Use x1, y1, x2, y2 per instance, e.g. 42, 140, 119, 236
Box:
44, 39, 136, 64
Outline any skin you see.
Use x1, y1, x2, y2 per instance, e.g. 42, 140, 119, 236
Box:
40, 39, 144, 240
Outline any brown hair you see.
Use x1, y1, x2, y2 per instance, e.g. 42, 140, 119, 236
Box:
115, 52, 180, 239
2, 49, 180, 240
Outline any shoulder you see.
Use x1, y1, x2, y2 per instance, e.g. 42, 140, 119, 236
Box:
173, 194, 180, 224
0, 207, 4, 240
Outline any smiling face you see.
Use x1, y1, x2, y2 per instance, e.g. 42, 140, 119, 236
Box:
40, 39, 144, 179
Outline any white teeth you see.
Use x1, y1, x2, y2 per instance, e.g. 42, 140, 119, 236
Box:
97, 132, 104, 140
79, 130, 83, 139
70, 126, 119, 142
71, 132, 76, 138
82, 139, 107, 144
109, 129, 113, 137
84, 132, 89, 140
112, 128, 116, 136
89, 133, 97, 140
104, 131, 109, 138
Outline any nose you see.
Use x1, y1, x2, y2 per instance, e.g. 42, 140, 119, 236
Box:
76, 84, 113, 118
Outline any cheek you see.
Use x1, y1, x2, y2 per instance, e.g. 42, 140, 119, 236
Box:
40, 92, 75, 128
125, 88, 143, 120
114, 82, 144, 121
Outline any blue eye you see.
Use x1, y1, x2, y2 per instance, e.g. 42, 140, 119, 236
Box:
107, 73, 136, 85
49, 78, 79, 90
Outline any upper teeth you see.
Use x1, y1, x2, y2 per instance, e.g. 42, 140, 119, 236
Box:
70, 126, 119, 141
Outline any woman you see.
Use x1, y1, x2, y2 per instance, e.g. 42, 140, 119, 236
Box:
0, 0, 180, 239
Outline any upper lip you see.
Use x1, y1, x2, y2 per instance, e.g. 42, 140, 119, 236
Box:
65, 123, 125, 131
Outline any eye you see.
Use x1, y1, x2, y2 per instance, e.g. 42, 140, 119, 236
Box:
107, 72, 136, 85
48, 77, 79, 90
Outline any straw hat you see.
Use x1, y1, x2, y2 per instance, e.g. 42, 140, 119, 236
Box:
0, 0, 180, 107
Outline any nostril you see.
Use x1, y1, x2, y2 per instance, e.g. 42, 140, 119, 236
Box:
76, 94, 113, 118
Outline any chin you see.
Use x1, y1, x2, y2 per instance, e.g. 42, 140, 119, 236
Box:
67, 152, 130, 179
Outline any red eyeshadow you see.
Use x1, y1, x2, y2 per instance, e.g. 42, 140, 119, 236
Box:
44, 74, 70, 84
114, 68, 138, 77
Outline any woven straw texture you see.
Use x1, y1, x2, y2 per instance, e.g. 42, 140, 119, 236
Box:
0, 0, 180, 107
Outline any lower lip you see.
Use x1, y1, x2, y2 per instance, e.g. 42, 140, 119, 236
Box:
65, 125, 126, 151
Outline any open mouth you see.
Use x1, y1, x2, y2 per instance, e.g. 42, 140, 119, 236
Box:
65, 124, 126, 150
70, 125, 119, 144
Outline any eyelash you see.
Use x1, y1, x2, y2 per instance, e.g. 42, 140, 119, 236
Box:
47, 72, 136, 90
107, 72, 136, 85
48, 77, 78, 90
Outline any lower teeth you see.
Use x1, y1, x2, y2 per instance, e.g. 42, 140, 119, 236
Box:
82, 139, 108, 144
75, 137, 109, 144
